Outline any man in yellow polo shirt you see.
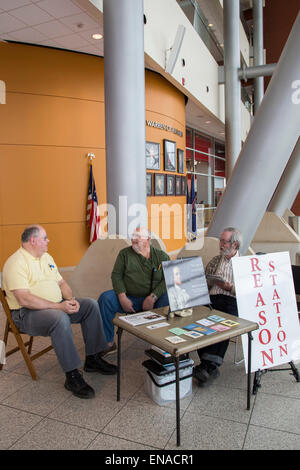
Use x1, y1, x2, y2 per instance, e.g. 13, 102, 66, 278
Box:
2, 225, 116, 399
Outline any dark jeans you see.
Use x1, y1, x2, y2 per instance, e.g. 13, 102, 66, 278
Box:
197, 294, 238, 366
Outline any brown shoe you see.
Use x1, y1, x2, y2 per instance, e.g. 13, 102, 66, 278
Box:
100, 342, 117, 357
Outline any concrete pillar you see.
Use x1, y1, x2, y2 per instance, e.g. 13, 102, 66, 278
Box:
223, 0, 242, 177
103, 0, 146, 237
268, 138, 300, 217
253, 0, 264, 112
207, 13, 300, 253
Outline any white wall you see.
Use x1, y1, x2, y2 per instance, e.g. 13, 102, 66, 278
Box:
89, 0, 251, 135
144, 0, 221, 119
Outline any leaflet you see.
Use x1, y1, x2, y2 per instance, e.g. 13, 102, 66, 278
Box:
119, 311, 165, 326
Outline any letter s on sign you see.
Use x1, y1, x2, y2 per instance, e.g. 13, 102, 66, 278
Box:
291, 80, 300, 104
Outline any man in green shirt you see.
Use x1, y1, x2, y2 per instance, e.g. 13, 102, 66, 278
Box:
98, 227, 170, 355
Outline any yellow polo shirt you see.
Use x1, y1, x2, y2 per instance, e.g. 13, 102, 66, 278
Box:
2, 247, 63, 310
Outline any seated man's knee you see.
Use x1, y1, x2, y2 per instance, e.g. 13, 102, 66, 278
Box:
50, 309, 71, 331
98, 290, 117, 306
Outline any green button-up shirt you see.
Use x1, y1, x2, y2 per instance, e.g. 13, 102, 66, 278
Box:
111, 246, 170, 299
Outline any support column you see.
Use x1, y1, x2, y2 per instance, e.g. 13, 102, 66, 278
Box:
268, 138, 300, 217
207, 13, 300, 253
253, 0, 264, 113
103, 0, 146, 237
223, 0, 241, 177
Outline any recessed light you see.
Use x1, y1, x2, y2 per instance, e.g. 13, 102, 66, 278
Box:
205, 120, 211, 124
92, 33, 103, 40
208, 23, 213, 27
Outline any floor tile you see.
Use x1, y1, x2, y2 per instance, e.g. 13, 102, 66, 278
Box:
165, 410, 248, 450
244, 425, 300, 450
2, 379, 70, 416
88, 433, 158, 450
10, 417, 98, 450
0, 404, 42, 450
186, 383, 254, 424
250, 393, 300, 434
103, 401, 177, 448
49, 394, 124, 432
250, 367, 300, 399
0, 371, 33, 402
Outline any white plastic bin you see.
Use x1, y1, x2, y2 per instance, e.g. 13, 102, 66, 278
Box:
144, 359, 194, 406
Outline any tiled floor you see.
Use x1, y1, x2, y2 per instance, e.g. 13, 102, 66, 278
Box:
1, 307, 300, 450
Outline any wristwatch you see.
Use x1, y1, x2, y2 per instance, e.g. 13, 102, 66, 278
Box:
150, 293, 158, 301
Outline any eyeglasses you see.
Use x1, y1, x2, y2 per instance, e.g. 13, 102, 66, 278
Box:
220, 238, 232, 245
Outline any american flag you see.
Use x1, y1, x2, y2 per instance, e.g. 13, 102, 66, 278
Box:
86, 163, 100, 243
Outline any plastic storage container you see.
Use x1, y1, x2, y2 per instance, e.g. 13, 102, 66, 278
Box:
144, 358, 194, 405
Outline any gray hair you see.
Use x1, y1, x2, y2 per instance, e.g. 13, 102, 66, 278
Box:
21, 225, 40, 243
222, 227, 243, 249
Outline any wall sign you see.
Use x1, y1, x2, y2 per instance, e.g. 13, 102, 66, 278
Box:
146, 119, 183, 137
232, 252, 300, 373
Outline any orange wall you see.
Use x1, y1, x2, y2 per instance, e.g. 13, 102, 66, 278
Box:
0, 43, 186, 267
145, 71, 186, 253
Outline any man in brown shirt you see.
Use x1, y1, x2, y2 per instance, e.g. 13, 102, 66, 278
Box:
193, 227, 242, 387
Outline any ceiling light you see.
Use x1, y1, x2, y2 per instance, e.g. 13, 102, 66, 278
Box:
205, 120, 211, 124
92, 33, 103, 40
208, 23, 213, 27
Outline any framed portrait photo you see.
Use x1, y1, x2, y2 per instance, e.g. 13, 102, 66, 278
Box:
154, 173, 165, 196
146, 173, 153, 196
177, 149, 184, 174
175, 175, 182, 195
166, 175, 175, 196
146, 141, 160, 170
163, 139, 176, 172
181, 176, 187, 196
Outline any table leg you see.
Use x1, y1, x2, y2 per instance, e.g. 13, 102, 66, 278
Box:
175, 356, 180, 447
247, 332, 253, 410
117, 327, 123, 402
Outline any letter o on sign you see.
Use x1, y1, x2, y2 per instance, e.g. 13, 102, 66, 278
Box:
259, 329, 272, 345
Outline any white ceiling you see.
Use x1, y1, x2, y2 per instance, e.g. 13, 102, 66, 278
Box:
0, 0, 104, 55
0, 0, 224, 141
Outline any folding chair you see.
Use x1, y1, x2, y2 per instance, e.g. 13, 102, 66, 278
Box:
0, 288, 53, 380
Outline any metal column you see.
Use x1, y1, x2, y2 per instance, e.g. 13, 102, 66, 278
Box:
103, 0, 146, 237
253, 0, 264, 112
268, 138, 300, 217
223, 0, 242, 177
207, 14, 300, 253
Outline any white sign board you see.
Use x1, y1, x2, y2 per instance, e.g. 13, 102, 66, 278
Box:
232, 252, 300, 373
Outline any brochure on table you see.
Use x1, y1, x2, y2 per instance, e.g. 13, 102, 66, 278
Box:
232, 251, 300, 373
162, 257, 210, 312
119, 311, 165, 326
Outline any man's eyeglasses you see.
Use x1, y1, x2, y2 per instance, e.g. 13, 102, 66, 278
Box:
220, 238, 232, 245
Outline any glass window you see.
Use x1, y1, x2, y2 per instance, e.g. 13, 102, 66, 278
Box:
186, 127, 226, 229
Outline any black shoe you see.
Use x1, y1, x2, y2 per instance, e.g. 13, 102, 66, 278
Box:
84, 353, 117, 375
193, 361, 220, 387
64, 369, 95, 399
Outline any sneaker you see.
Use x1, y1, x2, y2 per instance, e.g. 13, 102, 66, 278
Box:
64, 369, 95, 399
84, 353, 117, 375
193, 362, 220, 387
99, 342, 117, 358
